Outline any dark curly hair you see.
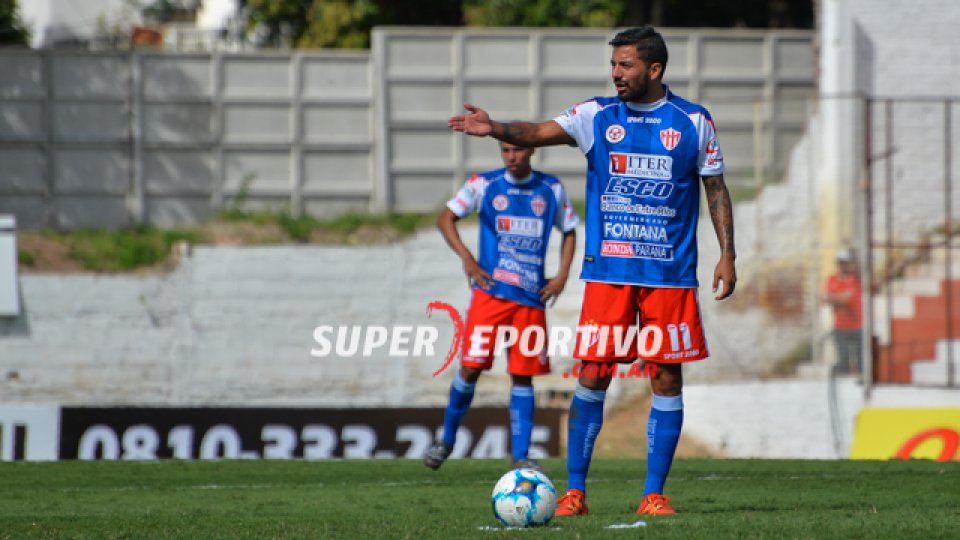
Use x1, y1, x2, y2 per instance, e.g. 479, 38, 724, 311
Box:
609, 25, 669, 74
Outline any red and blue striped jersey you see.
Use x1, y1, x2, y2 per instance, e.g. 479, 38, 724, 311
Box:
553, 87, 724, 288
447, 168, 579, 308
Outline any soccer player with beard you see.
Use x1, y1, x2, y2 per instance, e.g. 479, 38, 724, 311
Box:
447, 25, 737, 516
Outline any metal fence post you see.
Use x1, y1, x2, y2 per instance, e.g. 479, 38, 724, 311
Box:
129, 50, 145, 226
861, 96, 874, 399
42, 50, 56, 229
944, 100, 955, 387
290, 53, 304, 217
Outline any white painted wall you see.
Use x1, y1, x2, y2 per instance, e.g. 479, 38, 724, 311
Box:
684, 380, 960, 458
0, 223, 756, 409
0, 227, 588, 407
817, 0, 960, 252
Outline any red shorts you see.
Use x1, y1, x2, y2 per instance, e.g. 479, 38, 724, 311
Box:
461, 289, 550, 376
574, 281, 708, 364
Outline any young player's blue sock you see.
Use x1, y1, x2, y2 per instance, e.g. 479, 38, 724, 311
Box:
566, 382, 606, 493
643, 392, 684, 496
509, 385, 535, 461
441, 372, 476, 447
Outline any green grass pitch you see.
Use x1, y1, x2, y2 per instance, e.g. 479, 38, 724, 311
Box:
1, 458, 958, 539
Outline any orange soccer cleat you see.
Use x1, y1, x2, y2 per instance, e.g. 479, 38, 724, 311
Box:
636, 493, 677, 515
554, 489, 589, 516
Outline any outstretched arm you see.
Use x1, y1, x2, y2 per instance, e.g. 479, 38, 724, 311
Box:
540, 229, 576, 305
448, 103, 574, 147
702, 175, 737, 300
436, 208, 493, 289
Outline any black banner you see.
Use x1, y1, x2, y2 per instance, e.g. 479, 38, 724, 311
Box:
59, 407, 562, 460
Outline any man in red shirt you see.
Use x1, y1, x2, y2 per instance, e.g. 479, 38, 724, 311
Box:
824, 248, 863, 376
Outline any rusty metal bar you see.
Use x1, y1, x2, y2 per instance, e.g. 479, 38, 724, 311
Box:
862, 97, 875, 398
869, 241, 958, 249
945, 101, 955, 388
885, 100, 894, 384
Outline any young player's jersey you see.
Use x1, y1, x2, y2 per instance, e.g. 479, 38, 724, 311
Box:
553, 86, 725, 288
447, 168, 579, 309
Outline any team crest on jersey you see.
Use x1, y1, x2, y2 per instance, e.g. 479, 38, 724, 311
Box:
660, 128, 681, 151
706, 138, 719, 155
492, 194, 509, 211
605, 124, 626, 144
530, 195, 546, 216
705, 138, 723, 166
579, 319, 602, 348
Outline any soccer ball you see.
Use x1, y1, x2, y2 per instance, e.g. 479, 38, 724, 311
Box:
491, 468, 557, 527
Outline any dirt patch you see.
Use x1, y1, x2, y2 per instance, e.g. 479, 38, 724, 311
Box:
16, 232, 189, 275
344, 224, 403, 245
564, 391, 720, 459
203, 221, 288, 245
308, 224, 403, 245
15, 232, 86, 273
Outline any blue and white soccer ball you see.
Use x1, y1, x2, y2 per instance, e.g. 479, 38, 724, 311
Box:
491, 468, 557, 527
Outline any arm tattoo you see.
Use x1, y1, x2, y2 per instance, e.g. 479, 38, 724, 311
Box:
498, 122, 535, 146
703, 176, 735, 254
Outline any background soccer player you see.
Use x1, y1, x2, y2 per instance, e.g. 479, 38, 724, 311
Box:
447, 26, 737, 516
423, 141, 579, 471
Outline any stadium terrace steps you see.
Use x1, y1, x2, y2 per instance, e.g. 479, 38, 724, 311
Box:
910, 339, 960, 386
872, 295, 916, 344
876, 279, 960, 384
887, 277, 943, 297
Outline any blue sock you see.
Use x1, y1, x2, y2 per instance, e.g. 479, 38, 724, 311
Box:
566, 382, 606, 493
509, 385, 535, 461
441, 373, 476, 447
643, 392, 684, 496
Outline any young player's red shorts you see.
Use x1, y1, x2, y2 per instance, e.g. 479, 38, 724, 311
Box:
574, 281, 708, 364
461, 288, 550, 376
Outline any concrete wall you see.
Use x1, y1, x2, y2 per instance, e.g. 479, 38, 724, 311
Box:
818, 0, 960, 254
373, 27, 815, 212
2, 217, 758, 407
0, 226, 588, 407
0, 27, 815, 230
0, 49, 376, 229
685, 380, 960, 459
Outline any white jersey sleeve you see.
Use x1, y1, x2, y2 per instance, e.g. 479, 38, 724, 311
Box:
551, 182, 579, 233
552, 100, 602, 154
691, 113, 725, 176
446, 174, 487, 217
